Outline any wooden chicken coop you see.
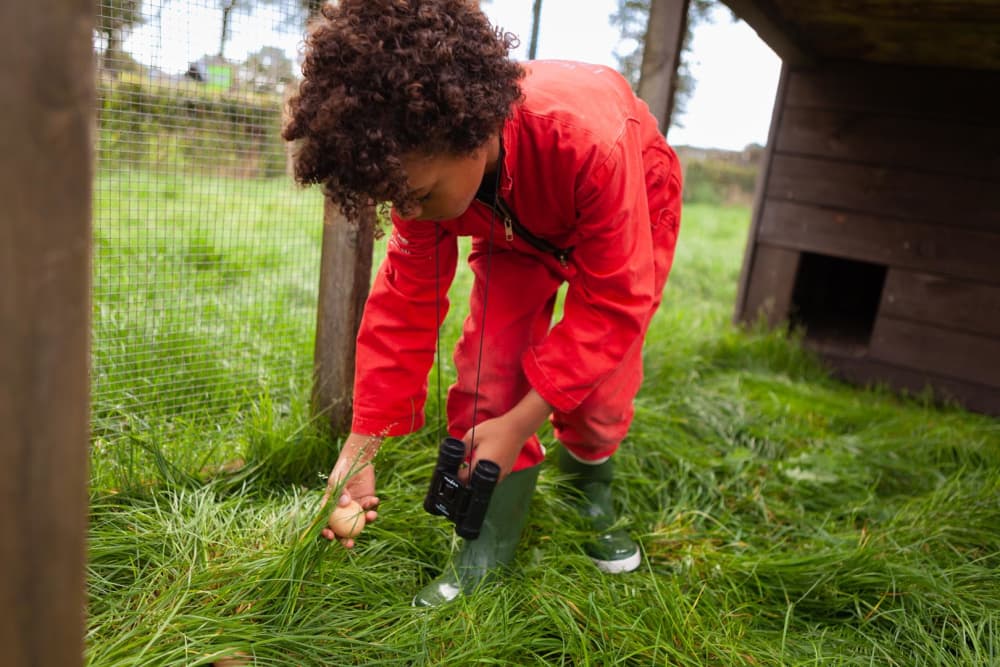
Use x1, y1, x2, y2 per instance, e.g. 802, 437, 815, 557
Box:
723, 0, 1000, 415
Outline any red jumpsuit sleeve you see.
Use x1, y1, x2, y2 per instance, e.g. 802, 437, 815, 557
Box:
351, 214, 458, 436
521, 123, 656, 413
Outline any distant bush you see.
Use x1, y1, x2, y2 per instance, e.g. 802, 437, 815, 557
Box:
678, 146, 761, 206
97, 73, 287, 179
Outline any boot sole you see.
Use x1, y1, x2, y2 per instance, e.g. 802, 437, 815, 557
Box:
411, 581, 461, 607
591, 548, 641, 574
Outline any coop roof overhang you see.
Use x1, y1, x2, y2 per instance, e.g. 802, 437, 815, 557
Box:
720, 0, 1000, 71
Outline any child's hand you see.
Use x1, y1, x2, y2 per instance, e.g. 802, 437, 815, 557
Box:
321, 433, 382, 548
461, 389, 553, 482
461, 416, 525, 482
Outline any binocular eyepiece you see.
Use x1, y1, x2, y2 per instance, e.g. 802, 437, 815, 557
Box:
423, 436, 500, 540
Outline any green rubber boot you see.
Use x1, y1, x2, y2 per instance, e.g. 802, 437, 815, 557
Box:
412, 464, 540, 607
558, 449, 641, 573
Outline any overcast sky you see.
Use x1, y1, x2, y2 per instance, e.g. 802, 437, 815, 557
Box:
124, 0, 781, 150
483, 0, 781, 150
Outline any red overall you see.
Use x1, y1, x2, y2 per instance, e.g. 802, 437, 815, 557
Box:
351, 60, 682, 471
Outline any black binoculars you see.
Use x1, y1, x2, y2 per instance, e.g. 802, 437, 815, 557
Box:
423, 436, 500, 540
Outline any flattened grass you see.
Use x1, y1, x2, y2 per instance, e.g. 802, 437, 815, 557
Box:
89, 182, 1000, 666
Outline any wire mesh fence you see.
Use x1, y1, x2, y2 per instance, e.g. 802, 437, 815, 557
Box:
92, 0, 324, 451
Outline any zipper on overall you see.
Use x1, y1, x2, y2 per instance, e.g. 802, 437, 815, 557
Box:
477, 196, 573, 268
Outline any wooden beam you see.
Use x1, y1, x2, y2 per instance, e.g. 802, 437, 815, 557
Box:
312, 202, 375, 434
0, 0, 93, 665
762, 1, 1000, 72
719, 0, 814, 65
739, 244, 800, 327
820, 352, 1000, 417
784, 63, 1000, 124
775, 106, 1000, 182
870, 317, 1000, 389
638, 0, 690, 134
880, 270, 1000, 339
766, 154, 1000, 233
757, 200, 1000, 286
734, 62, 789, 323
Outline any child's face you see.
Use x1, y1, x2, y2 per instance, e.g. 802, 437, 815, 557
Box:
396, 137, 498, 222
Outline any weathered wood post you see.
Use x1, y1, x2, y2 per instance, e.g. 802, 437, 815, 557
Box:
0, 0, 94, 664
637, 0, 691, 133
312, 202, 376, 434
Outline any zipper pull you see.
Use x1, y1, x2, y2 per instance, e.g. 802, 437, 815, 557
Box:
557, 252, 568, 268
503, 216, 514, 242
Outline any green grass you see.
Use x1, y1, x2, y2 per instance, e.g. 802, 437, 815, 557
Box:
90, 170, 324, 491
88, 179, 1000, 666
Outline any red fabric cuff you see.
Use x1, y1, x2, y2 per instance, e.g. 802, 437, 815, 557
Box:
521, 347, 582, 414
350, 411, 425, 438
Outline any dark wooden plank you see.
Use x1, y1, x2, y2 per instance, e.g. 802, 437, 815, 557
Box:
881, 269, 1000, 339
819, 351, 1000, 417
737, 243, 800, 326
775, 107, 1000, 181
726, 2, 1000, 72
756, 200, 1000, 285
784, 63, 1000, 124
312, 201, 375, 434
799, 19, 1000, 72
0, 0, 92, 665
734, 63, 789, 323
766, 154, 1000, 233
795, 0, 1000, 22
869, 316, 1000, 389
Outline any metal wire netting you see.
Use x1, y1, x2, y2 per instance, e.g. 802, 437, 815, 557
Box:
92, 0, 324, 442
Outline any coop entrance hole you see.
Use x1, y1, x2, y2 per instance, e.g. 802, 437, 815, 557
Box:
790, 252, 887, 351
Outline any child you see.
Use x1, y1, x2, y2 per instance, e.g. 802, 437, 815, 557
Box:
283, 0, 682, 606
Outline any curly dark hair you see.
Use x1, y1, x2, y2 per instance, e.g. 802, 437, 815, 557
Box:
282, 0, 525, 218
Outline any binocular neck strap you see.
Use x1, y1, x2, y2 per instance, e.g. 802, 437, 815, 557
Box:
434, 154, 503, 448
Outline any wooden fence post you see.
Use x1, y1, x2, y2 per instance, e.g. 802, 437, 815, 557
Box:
0, 0, 94, 664
312, 201, 375, 434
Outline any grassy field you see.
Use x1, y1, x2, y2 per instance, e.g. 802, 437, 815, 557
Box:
88, 175, 1000, 666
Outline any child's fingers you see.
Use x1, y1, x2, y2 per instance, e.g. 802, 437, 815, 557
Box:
460, 430, 475, 456
321, 525, 359, 548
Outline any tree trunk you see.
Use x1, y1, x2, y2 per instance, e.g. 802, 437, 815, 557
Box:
528, 0, 543, 60
103, 29, 121, 73
637, 0, 690, 134
220, 0, 236, 58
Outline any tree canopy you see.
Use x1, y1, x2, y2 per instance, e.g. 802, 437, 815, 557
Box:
611, 0, 721, 123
